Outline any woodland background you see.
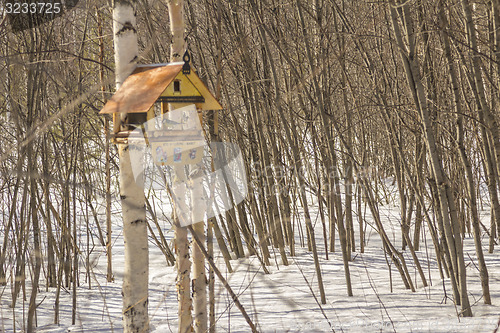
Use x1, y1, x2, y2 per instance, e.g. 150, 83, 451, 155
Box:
1, 0, 500, 331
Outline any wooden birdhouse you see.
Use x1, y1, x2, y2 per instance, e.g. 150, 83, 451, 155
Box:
99, 51, 222, 144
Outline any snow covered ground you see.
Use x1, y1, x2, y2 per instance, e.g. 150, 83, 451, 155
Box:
1, 183, 500, 332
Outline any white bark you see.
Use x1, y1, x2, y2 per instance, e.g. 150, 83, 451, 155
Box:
167, 106, 193, 333
173, 166, 193, 333
113, 0, 139, 87
168, 0, 186, 62
167, 2, 199, 332
192, 210, 207, 333
113, 0, 149, 331
119, 145, 149, 332
189, 134, 207, 332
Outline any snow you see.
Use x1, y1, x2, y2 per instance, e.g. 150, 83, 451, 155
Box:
1, 183, 500, 332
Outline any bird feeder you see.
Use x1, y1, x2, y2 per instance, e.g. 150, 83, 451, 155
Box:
99, 51, 223, 150
148, 104, 206, 166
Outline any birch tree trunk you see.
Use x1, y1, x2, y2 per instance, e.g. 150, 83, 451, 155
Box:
173, 168, 193, 333
187, 101, 207, 333
191, 168, 207, 333
113, 0, 149, 331
167, 2, 198, 332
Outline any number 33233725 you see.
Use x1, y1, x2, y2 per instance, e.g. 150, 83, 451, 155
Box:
5, 2, 61, 14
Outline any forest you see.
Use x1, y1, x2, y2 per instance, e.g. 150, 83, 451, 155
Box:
1, 0, 500, 332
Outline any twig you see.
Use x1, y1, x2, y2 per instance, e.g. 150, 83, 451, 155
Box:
292, 257, 335, 333
361, 256, 396, 333
187, 225, 258, 332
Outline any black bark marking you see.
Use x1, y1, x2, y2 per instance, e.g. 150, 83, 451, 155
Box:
116, 22, 137, 36
113, 0, 133, 7
123, 300, 148, 315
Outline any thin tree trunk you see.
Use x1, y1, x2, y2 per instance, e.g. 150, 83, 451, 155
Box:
296, 0, 352, 297
27, 91, 41, 333
97, 8, 114, 283
461, 0, 500, 188
168, 2, 194, 332
390, 1, 471, 315
189, 119, 207, 332
439, 2, 491, 304
247, 0, 327, 302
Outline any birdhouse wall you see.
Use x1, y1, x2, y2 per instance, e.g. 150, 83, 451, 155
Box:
162, 72, 202, 98
160, 71, 223, 111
